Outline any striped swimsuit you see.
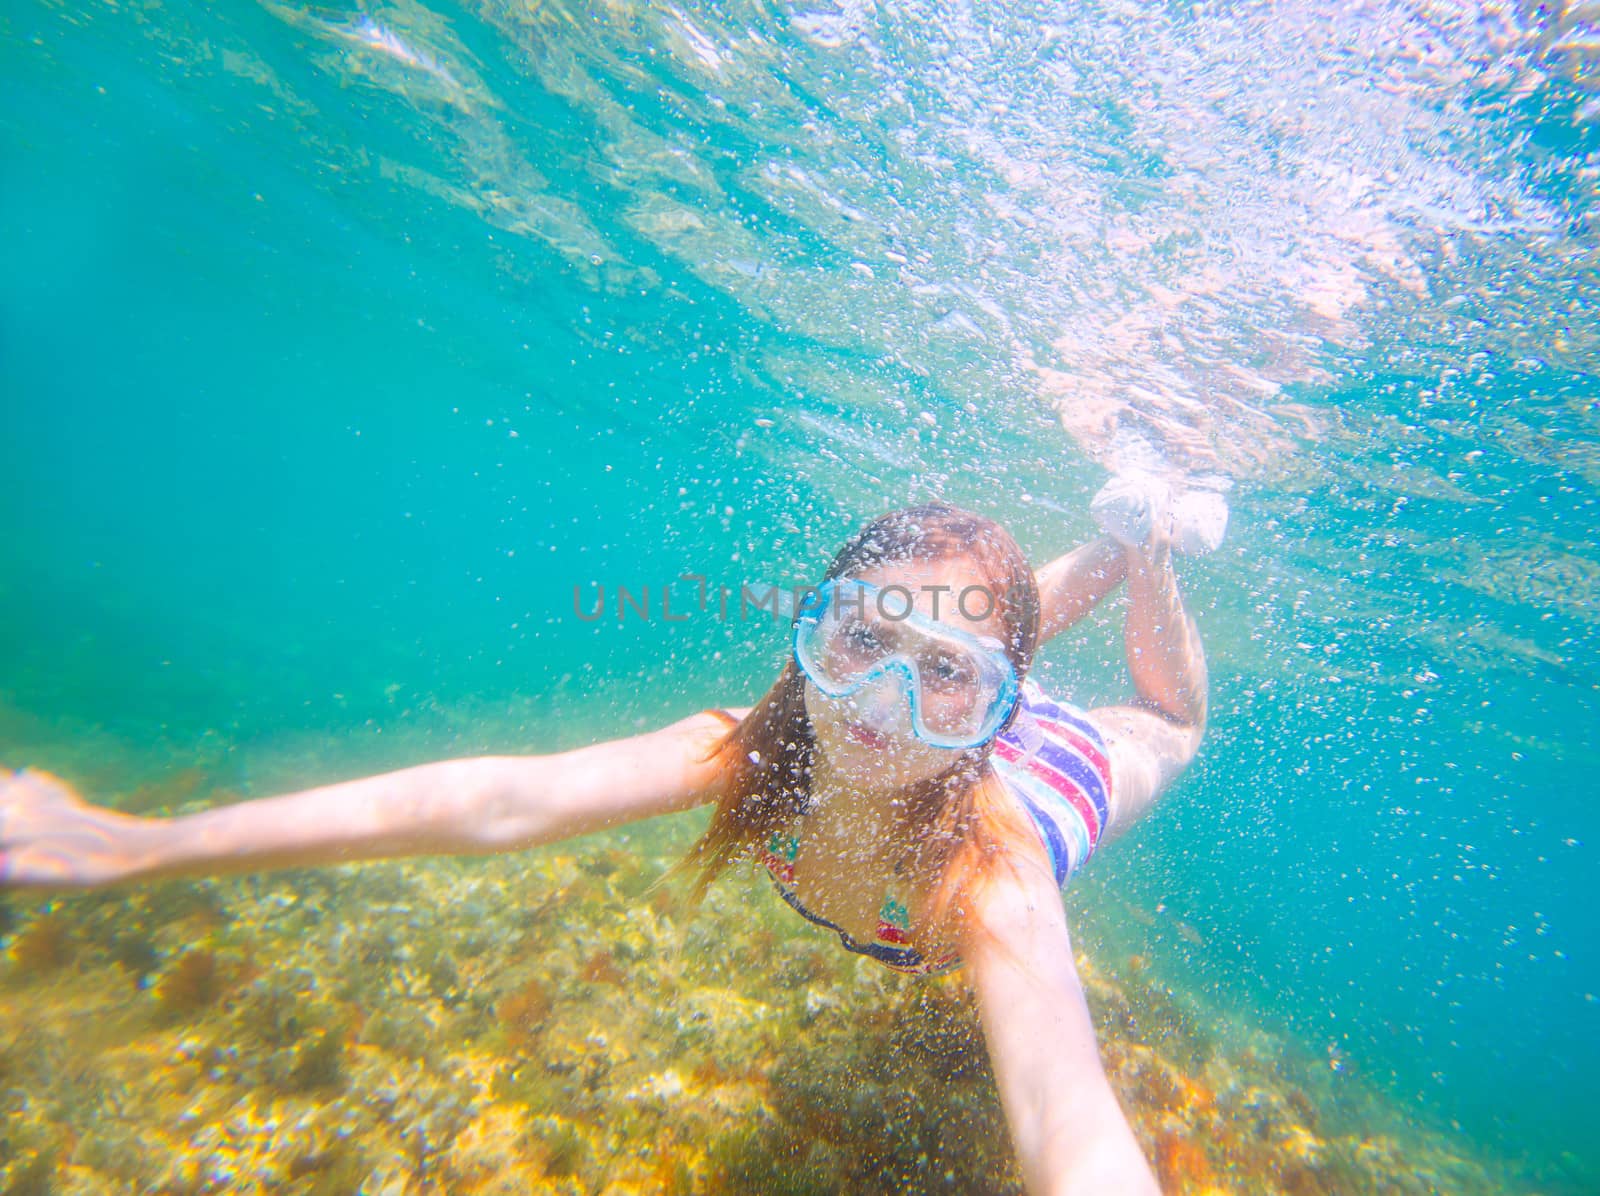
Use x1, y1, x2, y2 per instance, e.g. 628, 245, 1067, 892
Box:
760, 680, 1113, 975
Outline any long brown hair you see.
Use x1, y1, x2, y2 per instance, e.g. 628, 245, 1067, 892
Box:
680, 502, 1046, 954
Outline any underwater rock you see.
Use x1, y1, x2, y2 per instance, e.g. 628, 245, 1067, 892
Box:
359, 1005, 437, 1061
0, 841, 1515, 1195
672, 986, 774, 1052
1155, 1131, 1214, 1191
438, 1101, 545, 1193
6, 912, 73, 974
1179, 1072, 1217, 1113
152, 948, 225, 1019
1280, 1158, 1338, 1196
411, 940, 466, 1007
580, 848, 624, 879
801, 984, 840, 1025
106, 932, 161, 989
527, 1114, 593, 1183
269, 1026, 347, 1094
580, 949, 626, 986
0, 1150, 56, 1196
283, 1136, 368, 1196
227, 968, 326, 1047
623, 1067, 686, 1112
886, 986, 987, 1082
1285, 1084, 1320, 1129
495, 976, 554, 1050
1108, 1040, 1187, 1112
613, 904, 672, 962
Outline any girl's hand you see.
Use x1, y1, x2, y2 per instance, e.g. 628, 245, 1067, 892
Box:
0, 768, 159, 889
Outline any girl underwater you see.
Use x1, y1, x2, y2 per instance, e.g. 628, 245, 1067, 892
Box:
0, 478, 1220, 1194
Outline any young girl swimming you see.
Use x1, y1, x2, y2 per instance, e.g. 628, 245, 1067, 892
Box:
0, 480, 1215, 1194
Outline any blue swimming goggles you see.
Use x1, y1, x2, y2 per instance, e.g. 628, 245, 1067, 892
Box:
792, 578, 1020, 750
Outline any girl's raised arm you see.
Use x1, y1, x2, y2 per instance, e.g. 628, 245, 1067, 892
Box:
1034, 536, 1127, 644
0, 707, 745, 890
1089, 530, 1207, 843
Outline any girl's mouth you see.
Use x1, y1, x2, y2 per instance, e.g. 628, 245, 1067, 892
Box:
844, 721, 890, 750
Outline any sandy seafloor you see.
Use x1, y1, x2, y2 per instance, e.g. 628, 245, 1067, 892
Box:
0, 759, 1531, 1196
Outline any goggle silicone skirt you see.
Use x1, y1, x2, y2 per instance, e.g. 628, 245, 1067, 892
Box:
792, 578, 1019, 749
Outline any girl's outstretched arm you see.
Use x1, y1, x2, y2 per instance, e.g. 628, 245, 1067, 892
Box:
0, 707, 745, 890
963, 851, 1161, 1195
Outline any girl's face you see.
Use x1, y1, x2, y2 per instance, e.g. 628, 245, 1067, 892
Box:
804, 557, 1013, 789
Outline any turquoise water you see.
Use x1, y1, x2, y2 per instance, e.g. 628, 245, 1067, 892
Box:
2, 0, 1596, 1190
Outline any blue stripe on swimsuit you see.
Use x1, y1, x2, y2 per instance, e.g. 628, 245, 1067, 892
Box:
990, 680, 1112, 888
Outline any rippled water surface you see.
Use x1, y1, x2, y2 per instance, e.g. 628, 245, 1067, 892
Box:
2, 0, 1597, 1191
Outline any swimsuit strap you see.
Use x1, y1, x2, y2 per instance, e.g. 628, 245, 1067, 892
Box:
759, 831, 957, 975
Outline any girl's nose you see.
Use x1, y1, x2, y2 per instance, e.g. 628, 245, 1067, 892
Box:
853, 672, 911, 730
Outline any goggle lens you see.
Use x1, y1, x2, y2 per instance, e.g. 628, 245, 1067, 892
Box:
793, 580, 1018, 747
